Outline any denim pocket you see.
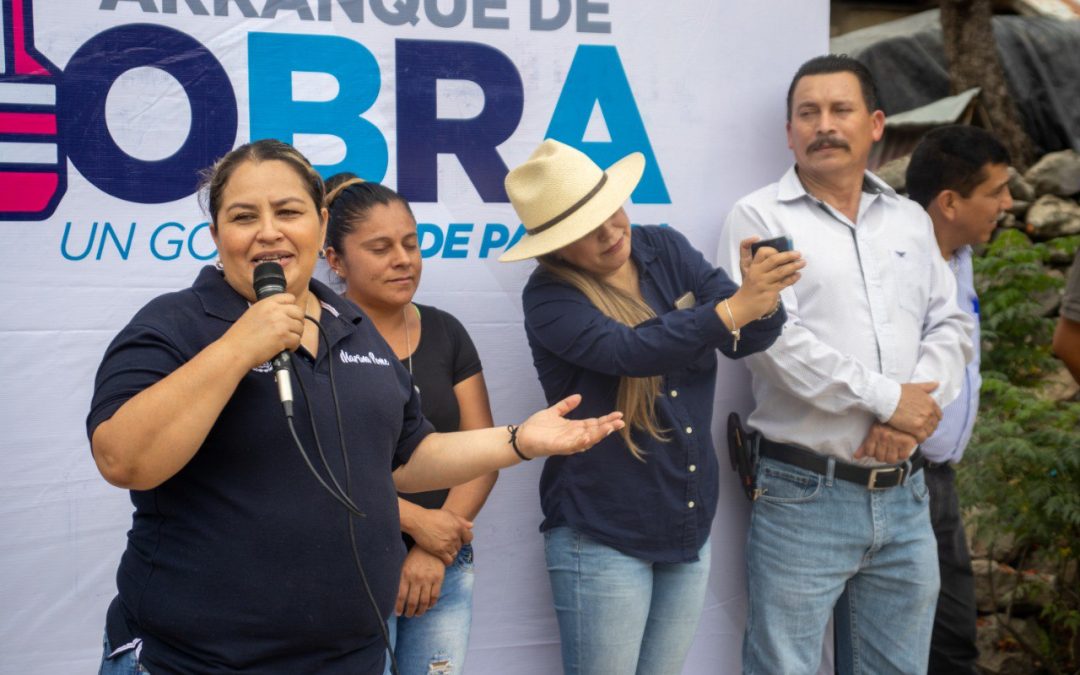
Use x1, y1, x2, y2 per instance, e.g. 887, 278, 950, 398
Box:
909, 471, 929, 503
756, 461, 823, 504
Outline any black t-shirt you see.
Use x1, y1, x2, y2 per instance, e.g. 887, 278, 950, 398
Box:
397, 304, 483, 511
87, 267, 433, 674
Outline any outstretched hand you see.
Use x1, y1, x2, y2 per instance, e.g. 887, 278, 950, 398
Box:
516, 394, 624, 459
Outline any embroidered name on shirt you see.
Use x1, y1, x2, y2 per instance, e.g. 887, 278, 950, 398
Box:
252, 362, 273, 373
340, 350, 391, 366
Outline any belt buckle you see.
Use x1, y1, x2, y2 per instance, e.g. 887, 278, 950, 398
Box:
867, 466, 905, 490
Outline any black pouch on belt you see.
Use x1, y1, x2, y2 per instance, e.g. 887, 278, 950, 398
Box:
727, 412, 759, 501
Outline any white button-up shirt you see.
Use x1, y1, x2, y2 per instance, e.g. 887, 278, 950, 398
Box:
717, 167, 974, 464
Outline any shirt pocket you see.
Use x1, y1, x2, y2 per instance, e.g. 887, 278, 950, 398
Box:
888, 250, 929, 320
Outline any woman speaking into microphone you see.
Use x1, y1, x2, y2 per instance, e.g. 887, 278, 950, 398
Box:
87, 139, 622, 675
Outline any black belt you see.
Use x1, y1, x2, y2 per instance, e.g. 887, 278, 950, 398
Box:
758, 437, 924, 490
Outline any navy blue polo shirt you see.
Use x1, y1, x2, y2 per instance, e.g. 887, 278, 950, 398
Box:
87, 266, 433, 674
523, 225, 785, 563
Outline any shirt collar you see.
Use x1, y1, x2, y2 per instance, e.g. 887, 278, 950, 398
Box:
630, 226, 660, 266
951, 245, 974, 271
777, 165, 897, 204
192, 265, 364, 328
192, 266, 248, 321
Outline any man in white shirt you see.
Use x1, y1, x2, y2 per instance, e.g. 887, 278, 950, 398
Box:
906, 125, 1012, 675
718, 55, 974, 675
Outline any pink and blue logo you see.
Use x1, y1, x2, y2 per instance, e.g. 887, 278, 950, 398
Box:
2, 0, 236, 222
1, 0, 65, 220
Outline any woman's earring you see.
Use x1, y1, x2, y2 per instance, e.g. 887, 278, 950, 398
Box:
214, 259, 224, 271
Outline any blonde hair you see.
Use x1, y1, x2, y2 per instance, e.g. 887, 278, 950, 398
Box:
538, 255, 668, 461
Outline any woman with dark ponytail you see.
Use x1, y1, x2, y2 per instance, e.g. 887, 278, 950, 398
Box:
324, 174, 496, 674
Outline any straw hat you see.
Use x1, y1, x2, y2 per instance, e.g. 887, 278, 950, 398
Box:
498, 140, 645, 262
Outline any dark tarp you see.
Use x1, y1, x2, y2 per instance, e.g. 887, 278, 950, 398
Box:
832, 10, 1080, 154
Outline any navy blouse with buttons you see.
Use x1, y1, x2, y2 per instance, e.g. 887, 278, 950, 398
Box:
522, 225, 786, 563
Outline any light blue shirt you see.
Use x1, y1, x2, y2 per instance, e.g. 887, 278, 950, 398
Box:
921, 246, 981, 463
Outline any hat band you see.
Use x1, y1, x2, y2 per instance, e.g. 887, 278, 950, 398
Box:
528, 172, 609, 236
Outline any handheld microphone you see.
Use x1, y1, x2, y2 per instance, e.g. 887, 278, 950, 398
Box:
253, 261, 294, 417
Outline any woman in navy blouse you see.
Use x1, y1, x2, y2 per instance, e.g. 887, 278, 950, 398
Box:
499, 140, 804, 674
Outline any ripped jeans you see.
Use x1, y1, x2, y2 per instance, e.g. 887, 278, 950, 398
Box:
98, 633, 149, 675
384, 544, 474, 675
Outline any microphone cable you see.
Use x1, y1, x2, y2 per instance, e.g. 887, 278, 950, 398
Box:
277, 314, 400, 675
253, 261, 397, 671
286, 349, 364, 518
283, 402, 365, 518
315, 316, 402, 675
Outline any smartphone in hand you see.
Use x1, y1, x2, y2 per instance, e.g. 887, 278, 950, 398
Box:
750, 236, 793, 256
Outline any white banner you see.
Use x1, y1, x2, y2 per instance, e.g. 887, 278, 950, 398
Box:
0, 1, 827, 671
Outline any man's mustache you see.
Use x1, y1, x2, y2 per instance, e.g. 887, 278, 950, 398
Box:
807, 135, 851, 153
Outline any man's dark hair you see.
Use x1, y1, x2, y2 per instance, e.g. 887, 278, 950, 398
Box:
906, 125, 1011, 208
786, 54, 879, 120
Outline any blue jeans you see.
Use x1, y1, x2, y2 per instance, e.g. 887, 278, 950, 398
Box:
384, 544, 474, 675
544, 526, 711, 675
743, 456, 939, 675
98, 633, 149, 674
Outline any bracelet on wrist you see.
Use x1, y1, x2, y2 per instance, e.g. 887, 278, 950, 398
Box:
722, 299, 741, 353
507, 424, 531, 461
759, 298, 782, 321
